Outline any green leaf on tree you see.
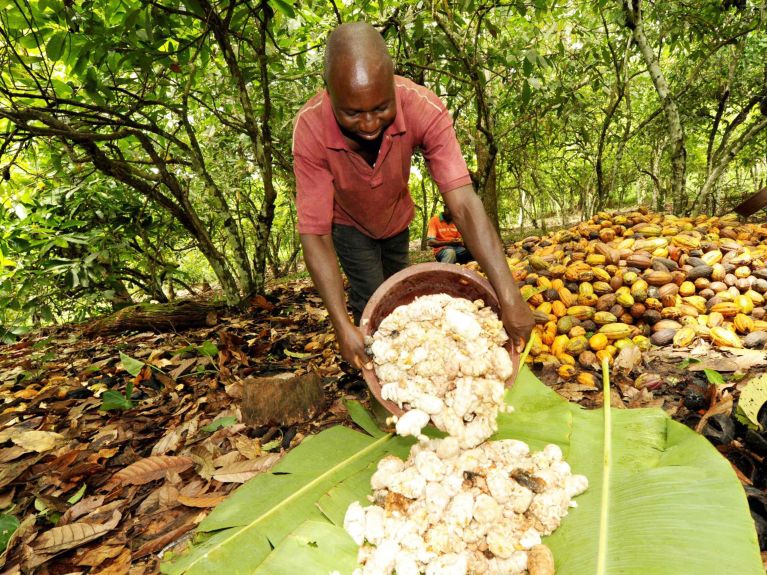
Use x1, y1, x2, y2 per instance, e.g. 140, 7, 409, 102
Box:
269, 0, 295, 18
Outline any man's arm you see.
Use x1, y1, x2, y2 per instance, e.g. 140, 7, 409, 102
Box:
426, 238, 464, 248
299, 233, 372, 369
443, 185, 534, 349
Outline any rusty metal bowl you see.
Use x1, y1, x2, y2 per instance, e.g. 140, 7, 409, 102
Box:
359, 262, 521, 416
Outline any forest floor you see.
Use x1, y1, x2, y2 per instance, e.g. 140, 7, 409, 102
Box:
1, 272, 767, 573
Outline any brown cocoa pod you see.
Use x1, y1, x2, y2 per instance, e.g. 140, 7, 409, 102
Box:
626, 254, 652, 269
651, 328, 677, 346
610, 304, 625, 318
642, 309, 662, 324
698, 288, 715, 300
686, 265, 713, 280
653, 257, 679, 271
686, 256, 706, 267
630, 303, 646, 318
645, 270, 673, 286
753, 307, 766, 320
653, 319, 683, 332
609, 275, 624, 291
709, 281, 728, 293
671, 270, 687, 285
651, 260, 670, 273
736, 278, 752, 292
659, 283, 679, 298
596, 293, 617, 311
754, 279, 767, 293
724, 273, 737, 287
744, 331, 767, 349
581, 319, 597, 332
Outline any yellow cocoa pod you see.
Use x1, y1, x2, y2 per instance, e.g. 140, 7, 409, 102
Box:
673, 326, 696, 347
736, 294, 754, 314
678, 304, 700, 318
746, 290, 765, 306
579, 282, 595, 297
635, 224, 662, 236
734, 313, 754, 334
622, 271, 638, 285
537, 301, 553, 315
577, 293, 599, 307
542, 321, 558, 345
556, 352, 576, 366
528, 255, 550, 271
682, 295, 707, 313
577, 372, 599, 387
558, 364, 577, 379
551, 334, 570, 357
569, 326, 587, 338
593, 311, 618, 325
593, 267, 611, 282
634, 237, 668, 251
528, 293, 544, 307
613, 337, 635, 350
632, 335, 651, 351
707, 311, 724, 328
735, 265, 751, 279
598, 323, 633, 340
754, 320, 767, 331
557, 287, 576, 307
631, 279, 649, 301
678, 281, 696, 297
551, 300, 567, 318
566, 335, 589, 355
596, 349, 614, 366
616, 292, 635, 307
567, 305, 595, 320
710, 326, 743, 348
586, 253, 606, 266
549, 264, 566, 278
589, 332, 609, 351
701, 250, 723, 266
593, 281, 612, 295
672, 234, 700, 249
536, 276, 553, 290
710, 302, 740, 317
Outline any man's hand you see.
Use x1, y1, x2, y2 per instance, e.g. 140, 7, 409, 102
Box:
337, 322, 373, 370
499, 298, 535, 353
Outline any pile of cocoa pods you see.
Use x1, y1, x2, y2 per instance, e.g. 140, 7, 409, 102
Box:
494, 207, 767, 382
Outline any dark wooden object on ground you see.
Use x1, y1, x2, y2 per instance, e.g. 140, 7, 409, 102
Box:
735, 187, 767, 218
241, 372, 325, 427
83, 300, 221, 336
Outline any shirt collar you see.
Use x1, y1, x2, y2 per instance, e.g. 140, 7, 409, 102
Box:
323, 80, 407, 151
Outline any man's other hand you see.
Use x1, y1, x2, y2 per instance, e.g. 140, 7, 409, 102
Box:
337, 322, 373, 371
500, 300, 535, 353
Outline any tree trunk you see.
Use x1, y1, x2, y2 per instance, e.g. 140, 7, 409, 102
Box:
624, 0, 687, 212
83, 300, 222, 336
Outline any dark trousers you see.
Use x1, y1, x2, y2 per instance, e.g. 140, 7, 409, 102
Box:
332, 224, 409, 324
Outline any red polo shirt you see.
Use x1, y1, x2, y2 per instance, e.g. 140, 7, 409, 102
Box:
293, 76, 472, 239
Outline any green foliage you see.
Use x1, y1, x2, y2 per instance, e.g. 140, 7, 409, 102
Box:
0, 515, 19, 553
1, 0, 766, 324
99, 381, 134, 411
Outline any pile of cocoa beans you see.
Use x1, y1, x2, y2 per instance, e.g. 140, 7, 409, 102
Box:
493, 207, 767, 382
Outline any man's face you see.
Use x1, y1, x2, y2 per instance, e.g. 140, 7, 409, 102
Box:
327, 64, 396, 145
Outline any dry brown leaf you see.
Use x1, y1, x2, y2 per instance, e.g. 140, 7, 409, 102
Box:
111, 456, 194, 486
32, 509, 121, 555
12, 430, 65, 453
0, 447, 26, 464
169, 357, 197, 379
92, 547, 132, 575
77, 542, 126, 567
212, 453, 281, 483
177, 493, 226, 508
695, 394, 734, 434
59, 495, 106, 525
232, 435, 262, 460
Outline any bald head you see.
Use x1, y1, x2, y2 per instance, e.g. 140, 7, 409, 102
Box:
324, 23, 394, 87
323, 23, 397, 147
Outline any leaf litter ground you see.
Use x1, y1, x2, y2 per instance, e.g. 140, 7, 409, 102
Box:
1, 277, 767, 573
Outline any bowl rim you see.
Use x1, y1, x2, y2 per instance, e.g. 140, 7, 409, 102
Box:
359, 262, 521, 417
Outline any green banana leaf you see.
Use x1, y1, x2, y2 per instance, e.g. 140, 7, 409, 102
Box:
163, 366, 762, 575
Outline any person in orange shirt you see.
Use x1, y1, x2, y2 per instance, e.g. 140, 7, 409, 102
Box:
427, 205, 473, 264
